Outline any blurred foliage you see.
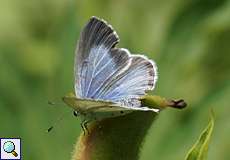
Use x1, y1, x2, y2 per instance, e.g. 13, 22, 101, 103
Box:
0, 0, 229, 160
185, 112, 214, 160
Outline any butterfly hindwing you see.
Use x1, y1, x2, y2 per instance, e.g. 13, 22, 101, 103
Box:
93, 55, 157, 104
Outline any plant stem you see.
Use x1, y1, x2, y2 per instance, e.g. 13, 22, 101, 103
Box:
71, 95, 186, 160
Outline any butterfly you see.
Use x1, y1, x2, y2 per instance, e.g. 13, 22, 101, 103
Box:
62, 16, 159, 133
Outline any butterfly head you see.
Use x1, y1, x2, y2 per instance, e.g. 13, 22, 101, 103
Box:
62, 92, 79, 110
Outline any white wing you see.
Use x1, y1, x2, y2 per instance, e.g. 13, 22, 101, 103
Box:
74, 17, 157, 108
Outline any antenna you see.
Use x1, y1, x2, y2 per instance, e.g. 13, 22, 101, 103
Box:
46, 97, 71, 133
47, 99, 63, 106
46, 112, 67, 133
47, 126, 54, 132
48, 101, 56, 105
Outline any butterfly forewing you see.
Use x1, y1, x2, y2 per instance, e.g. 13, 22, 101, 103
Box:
75, 17, 119, 98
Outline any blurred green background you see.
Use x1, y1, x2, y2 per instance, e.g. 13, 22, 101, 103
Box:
0, 0, 229, 159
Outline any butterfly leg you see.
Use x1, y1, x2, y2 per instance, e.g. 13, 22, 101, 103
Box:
80, 121, 86, 135
83, 120, 90, 135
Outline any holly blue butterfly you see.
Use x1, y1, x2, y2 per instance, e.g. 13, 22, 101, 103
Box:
62, 16, 158, 132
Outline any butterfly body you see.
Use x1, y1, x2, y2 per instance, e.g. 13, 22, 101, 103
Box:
63, 92, 134, 122
62, 17, 159, 131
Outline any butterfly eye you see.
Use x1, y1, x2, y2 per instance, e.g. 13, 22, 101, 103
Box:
73, 111, 78, 117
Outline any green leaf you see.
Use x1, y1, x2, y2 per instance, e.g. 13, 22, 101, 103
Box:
185, 111, 215, 160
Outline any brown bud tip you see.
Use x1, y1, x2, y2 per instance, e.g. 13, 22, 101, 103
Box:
168, 99, 187, 109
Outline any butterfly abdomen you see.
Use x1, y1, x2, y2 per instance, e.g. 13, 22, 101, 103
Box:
83, 110, 133, 122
